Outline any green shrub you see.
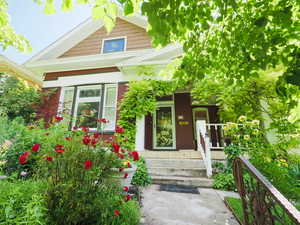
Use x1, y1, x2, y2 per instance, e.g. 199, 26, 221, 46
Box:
213, 173, 236, 191
0, 179, 48, 225
132, 157, 152, 187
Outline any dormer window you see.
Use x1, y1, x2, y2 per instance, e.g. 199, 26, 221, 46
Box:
102, 37, 126, 53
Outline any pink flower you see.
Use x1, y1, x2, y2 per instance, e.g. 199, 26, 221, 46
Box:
91, 139, 97, 147
98, 118, 109, 123
131, 151, 139, 161
125, 194, 132, 202
82, 135, 91, 145
72, 126, 78, 130
80, 126, 89, 132
19, 152, 30, 164
84, 160, 92, 170
115, 126, 124, 134
46, 156, 53, 162
114, 209, 120, 216
55, 144, 65, 153
123, 186, 129, 192
31, 144, 40, 152
55, 115, 63, 121
93, 133, 101, 139
112, 143, 120, 153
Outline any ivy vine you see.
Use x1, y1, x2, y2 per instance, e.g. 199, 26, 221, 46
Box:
117, 80, 178, 150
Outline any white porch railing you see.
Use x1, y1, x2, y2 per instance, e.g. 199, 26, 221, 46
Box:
196, 120, 227, 178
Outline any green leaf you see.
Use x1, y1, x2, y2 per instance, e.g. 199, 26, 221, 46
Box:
124, 2, 134, 15
62, 0, 73, 11
43, 0, 56, 14
92, 5, 105, 20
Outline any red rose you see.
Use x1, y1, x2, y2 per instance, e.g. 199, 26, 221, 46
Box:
121, 149, 126, 153
112, 143, 120, 153
123, 173, 128, 179
72, 126, 78, 130
55, 144, 65, 153
19, 152, 30, 164
65, 137, 72, 141
84, 160, 92, 170
91, 139, 97, 147
98, 118, 109, 123
127, 162, 131, 168
119, 168, 124, 172
32, 144, 40, 152
115, 126, 124, 134
118, 153, 124, 159
46, 156, 53, 162
123, 186, 129, 192
114, 209, 120, 216
125, 194, 132, 202
55, 115, 63, 121
93, 133, 101, 139
131, 151, 139, 161
80, 126, 89, 132
82, 135, 91, 145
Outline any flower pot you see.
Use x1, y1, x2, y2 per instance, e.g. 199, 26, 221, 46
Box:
113, 164, 137, 187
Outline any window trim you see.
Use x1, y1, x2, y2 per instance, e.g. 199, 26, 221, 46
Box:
102, 83, 118, 131
101, 36, 127, 54
60, 84, 118, 132
57, 86, 75, 116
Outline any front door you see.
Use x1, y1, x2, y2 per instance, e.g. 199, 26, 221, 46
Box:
153, 104, 176, 149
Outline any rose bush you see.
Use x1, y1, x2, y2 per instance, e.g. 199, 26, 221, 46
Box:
2, 116, 141, 225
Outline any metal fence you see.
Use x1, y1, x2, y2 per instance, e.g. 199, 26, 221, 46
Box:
233, 157, 300, 225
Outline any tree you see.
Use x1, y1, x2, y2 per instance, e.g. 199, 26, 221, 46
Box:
0, 73, 41, 123
0, 0, 31, 51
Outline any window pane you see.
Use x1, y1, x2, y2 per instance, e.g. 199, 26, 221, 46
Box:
79, 89, 101, 98
102, 107, 116, 130
103, 38, 125, 53
62, 89, 74, 115
105, 87, 117, 106
76, 102, 99, 128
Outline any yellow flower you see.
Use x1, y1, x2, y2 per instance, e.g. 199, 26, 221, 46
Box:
244, 135, 250, 140
251, 120, 260, 126
122, 160, 130, 166
238, 115, 247, 122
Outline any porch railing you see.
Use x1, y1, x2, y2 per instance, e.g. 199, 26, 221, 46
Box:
233, 157, 300, 225
196, 120, 212, 177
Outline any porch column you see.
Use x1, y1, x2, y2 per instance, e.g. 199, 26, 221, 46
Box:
135, 116, 145, 151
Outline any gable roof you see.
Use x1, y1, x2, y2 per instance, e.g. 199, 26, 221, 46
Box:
0, 55, 42, 87
25, 10, 148, 64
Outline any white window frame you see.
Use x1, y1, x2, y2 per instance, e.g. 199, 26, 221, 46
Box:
73, 85, 102, 132
101, 36, 127, 54
57, 86, 75, 116
102, 83, 118, 131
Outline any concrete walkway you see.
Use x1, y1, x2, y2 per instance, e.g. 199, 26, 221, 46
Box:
140, 185, 239, 225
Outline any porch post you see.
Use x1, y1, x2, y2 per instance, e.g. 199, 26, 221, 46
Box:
135, 116, 145, 151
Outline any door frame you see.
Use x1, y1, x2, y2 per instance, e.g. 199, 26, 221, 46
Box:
153, 101, 176, 150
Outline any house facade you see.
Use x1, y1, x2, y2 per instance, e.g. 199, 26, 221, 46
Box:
25, 14, 221, 153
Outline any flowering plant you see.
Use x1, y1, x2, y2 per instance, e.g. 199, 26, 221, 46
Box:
16, 116, 140, 224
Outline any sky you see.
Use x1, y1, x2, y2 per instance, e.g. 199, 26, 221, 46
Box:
0, 0, 92, 64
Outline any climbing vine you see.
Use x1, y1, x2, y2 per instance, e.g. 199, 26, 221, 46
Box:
117, 80, 179, 150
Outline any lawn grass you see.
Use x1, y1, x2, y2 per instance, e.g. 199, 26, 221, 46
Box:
224, 197, 244, 224
224, 197, 300, 225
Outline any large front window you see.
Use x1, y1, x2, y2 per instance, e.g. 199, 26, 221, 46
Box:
59, 84, 117, 132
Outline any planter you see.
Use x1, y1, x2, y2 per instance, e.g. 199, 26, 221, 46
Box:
112, 164, 137, 187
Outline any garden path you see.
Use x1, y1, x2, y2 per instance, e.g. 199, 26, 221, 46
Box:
140, 185, 239, 225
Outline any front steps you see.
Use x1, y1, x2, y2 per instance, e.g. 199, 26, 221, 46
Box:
145, 158, 213, 188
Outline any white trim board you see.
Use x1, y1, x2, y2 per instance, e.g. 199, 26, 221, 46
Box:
42, 71, 166, 88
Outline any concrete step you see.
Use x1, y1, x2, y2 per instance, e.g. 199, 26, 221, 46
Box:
146, 159, 206, 168
148, 167, 207, 177
151, 175, 213, 188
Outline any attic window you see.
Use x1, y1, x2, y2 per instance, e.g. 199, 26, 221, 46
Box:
102, 37, 126, 53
